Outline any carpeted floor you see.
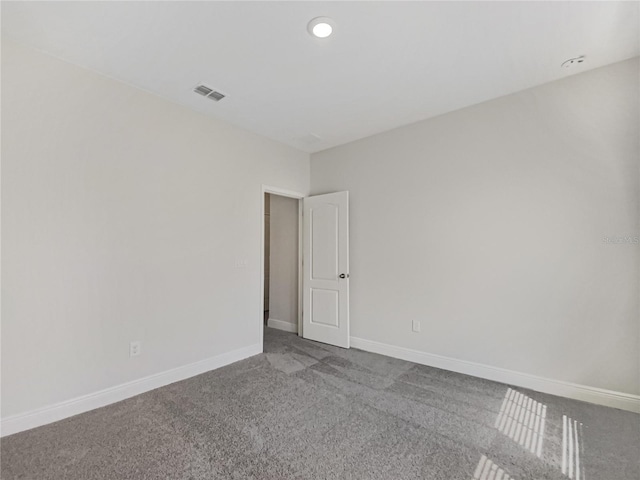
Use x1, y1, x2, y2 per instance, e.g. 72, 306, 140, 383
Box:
1, 327, 638, 479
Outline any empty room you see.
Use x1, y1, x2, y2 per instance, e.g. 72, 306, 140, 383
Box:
1, 2, 638, 479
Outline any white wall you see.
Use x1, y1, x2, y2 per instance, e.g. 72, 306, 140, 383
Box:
312, 58, 640, 396
1, 41, 309, 419
268, 195, 299, 329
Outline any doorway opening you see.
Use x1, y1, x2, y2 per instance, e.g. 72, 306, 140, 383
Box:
260, 187, 350, 350
261, 187, 304, 347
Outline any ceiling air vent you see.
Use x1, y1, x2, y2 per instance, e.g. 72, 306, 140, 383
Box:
207, 91, 225, 101
194, 84, 226, 102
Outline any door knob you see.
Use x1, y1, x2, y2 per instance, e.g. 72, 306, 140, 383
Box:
339, 273, 349, 279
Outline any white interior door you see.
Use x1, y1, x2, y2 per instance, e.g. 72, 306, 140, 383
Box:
302, 191, 349, 348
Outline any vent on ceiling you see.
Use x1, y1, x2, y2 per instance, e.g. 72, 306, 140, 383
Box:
194, 84, 226, 102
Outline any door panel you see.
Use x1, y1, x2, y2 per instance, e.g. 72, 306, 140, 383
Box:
311, 289, 339, 327
311, 204, 339, 281
303, 191, 349, 348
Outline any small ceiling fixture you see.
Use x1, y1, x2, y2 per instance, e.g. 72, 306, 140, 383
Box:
194, 84, 226, 101
561, 56, 585, 68
308, 17, 334, 38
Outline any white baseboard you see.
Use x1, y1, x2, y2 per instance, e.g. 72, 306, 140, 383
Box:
0, 343, 263, 438
350, 336, 640, 413
268, 318, 298, 333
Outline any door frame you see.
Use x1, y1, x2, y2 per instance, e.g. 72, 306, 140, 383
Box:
260, 185, 305, 345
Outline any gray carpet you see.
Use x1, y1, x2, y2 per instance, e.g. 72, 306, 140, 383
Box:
1, 328, 638, 479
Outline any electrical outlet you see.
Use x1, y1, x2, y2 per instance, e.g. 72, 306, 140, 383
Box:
412, 320, 421, 333
234, 259, 248, 268
130, 341, 141, 357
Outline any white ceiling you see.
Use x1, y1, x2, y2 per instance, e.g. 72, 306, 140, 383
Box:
2, 1, 639, 153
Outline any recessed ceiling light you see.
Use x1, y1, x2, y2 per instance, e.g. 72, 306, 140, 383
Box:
308, 17, 334, 39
